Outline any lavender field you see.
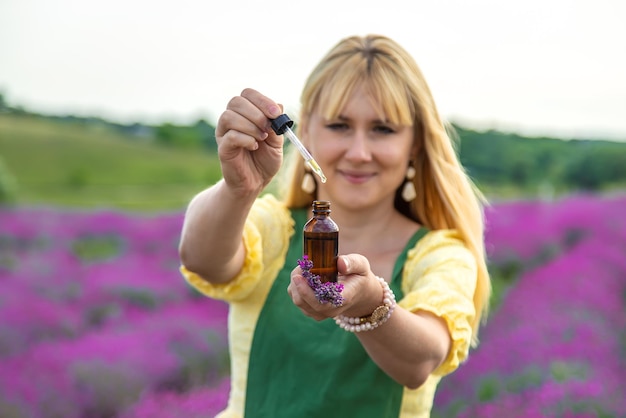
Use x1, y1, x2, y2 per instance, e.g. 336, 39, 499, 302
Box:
1, 193, 625, 418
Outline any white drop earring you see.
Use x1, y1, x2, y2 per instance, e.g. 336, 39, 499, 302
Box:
301, 170, 316, 194
401, 164, 417, 202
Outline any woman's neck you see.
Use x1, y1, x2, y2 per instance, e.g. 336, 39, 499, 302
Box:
328, 203, 418, 255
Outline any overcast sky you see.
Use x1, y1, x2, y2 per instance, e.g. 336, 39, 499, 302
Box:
1, 0, 625, 141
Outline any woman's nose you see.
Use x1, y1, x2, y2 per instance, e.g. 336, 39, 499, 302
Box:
344, 132, 372, 162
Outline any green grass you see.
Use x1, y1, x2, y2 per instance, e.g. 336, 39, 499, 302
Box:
0, 114, 222, 211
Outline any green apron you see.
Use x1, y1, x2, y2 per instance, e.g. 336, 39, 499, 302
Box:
245, 209, 428, 417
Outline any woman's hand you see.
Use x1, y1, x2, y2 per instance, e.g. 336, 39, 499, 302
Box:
215, 88, 284, 196
288, 254, 385, 321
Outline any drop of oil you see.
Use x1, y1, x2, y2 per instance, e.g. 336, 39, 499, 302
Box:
307, 159, 327, 183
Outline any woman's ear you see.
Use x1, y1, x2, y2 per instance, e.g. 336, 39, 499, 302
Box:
412, 120, 426, 156
411, 135, 422, 160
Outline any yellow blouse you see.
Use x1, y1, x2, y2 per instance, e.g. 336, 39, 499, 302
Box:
181, 194, 477, 418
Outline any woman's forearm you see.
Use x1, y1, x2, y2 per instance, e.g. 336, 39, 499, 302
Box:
357, 308, 452, 389
178, 179, 258, 283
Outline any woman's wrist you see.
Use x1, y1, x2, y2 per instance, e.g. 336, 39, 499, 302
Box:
335, 276, 396, 332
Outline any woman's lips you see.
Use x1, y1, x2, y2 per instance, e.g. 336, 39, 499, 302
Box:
339, 170, 375, 184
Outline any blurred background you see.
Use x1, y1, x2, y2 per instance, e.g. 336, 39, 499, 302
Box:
1, 1, 625, 417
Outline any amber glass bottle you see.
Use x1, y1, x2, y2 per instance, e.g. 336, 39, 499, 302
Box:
303, 200, 339, 283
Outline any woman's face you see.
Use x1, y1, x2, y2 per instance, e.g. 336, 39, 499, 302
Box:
303, 85, 415, 212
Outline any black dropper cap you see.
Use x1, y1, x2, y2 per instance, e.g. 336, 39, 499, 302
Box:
270, 114, 294, 135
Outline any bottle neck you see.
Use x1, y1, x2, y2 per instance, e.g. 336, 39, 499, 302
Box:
312, 200, 331, 216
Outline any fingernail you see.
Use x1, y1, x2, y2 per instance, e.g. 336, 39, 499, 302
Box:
269, 105, 280, 118
342, 256, 350, 271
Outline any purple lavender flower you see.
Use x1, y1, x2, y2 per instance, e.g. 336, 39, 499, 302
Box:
2, 193, 626, 418
298, 255, 344, 307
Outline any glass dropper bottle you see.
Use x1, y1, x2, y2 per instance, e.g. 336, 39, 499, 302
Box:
270, 114, 327, 183
303, 200, 339, 283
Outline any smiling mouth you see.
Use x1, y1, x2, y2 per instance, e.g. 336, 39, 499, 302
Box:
339, 170, 374, 183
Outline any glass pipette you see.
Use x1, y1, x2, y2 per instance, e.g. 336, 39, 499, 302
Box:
270, 114, 327, 183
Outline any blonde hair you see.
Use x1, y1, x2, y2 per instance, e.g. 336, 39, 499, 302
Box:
278, 34, 490, 344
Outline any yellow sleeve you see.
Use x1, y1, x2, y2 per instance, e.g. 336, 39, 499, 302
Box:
180, 193, 294, 302
398, 229, 477, 377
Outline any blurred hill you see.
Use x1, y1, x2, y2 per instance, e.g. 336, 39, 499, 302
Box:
455, 125, 626, 198
1, 95, 625, 211
0, 113, 220, 211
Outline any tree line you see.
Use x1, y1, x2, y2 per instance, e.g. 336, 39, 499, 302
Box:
454, 125, 626, 192
2, 93, 625, 195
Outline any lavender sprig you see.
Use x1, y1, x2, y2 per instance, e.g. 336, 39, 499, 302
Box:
297, 255, 344, 307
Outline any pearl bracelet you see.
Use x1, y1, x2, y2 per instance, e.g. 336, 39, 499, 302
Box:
334, 276, 396, 332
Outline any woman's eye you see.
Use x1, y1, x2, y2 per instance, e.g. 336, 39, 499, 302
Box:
326, 123, 348, 131
374, 125, 395, 134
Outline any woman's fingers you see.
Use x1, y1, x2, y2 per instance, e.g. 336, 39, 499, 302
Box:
217, 89, 281, 136
337, 254, 371, 277
240, 88, 282, 120
288, 274, 334, 321
215, 89, 283, 153
217, 109, 266, 153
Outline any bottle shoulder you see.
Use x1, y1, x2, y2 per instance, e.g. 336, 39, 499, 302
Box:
304, 217, 339, 233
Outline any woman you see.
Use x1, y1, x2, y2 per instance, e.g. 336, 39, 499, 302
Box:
179, 34, 490, 418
